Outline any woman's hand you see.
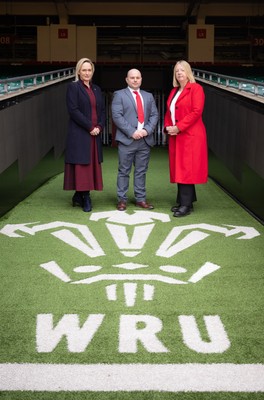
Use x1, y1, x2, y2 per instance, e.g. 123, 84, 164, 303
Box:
90, 127, 100, 136
166, 125, 179, 135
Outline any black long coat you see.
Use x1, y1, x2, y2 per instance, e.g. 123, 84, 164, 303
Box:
64, 80, 105, 165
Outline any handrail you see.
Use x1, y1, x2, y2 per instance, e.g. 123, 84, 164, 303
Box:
0, 67, 75, 98
1, 66, 264, 100
193, 68, 264, 98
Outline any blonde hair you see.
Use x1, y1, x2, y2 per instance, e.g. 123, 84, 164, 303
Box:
173, 60, 196, 87
75, 58, 95, 81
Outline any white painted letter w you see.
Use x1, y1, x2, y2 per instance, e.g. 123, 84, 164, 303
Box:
36, 314, 104, 353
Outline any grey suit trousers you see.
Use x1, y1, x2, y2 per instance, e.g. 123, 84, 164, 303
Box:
117, 139, 151, 202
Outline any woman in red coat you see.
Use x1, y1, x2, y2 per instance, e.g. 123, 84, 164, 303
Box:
164, 60, 208, 217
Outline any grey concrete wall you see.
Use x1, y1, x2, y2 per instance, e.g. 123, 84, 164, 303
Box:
0, 81, 68, 180
202, 83, 264, 222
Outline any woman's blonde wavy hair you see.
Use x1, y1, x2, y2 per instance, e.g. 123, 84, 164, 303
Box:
75, 58, 95, 81
173, 60, 196, 87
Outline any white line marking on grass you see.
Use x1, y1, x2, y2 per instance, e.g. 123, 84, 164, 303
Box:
0, 364, 264, 392
71, 274, 187, 285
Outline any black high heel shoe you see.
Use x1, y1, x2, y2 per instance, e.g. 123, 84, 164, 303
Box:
171, 204, 181, 212
171, 204, 193, 213
83, 192, 92, 212
72, 192, 84, 207
173, 205, 192, 217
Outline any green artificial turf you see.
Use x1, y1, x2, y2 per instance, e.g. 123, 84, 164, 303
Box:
0, 147, 263, 399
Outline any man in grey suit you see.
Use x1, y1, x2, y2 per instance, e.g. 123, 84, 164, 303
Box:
111, 69, 159, 211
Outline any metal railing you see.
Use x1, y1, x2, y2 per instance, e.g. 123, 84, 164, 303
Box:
0, 67, 75, 97
193, 68, 264, 98
1, 66, 264, 99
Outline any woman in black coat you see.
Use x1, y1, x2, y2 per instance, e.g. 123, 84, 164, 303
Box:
63, 58, 105, 212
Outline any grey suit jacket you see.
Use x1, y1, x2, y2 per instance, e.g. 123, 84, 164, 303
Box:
111, 88, 159, 146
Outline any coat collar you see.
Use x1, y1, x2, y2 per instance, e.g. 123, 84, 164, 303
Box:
77, 79, 94, 94
168, 81, 192, 104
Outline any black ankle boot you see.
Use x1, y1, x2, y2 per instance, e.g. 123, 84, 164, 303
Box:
83, 191, 92, 212
72, 191, 83, 207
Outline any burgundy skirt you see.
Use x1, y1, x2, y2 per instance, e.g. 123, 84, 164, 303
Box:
63, 137, 103, 191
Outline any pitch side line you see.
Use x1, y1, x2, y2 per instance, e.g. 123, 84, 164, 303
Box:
1, 363, 264, 392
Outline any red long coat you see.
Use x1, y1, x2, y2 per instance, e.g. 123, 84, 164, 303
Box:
164, 82, 208, 184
